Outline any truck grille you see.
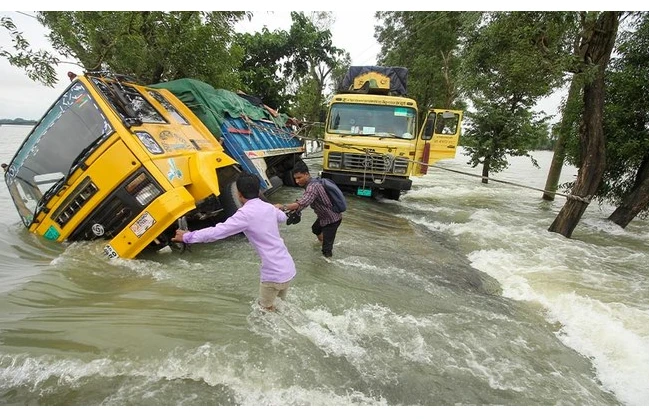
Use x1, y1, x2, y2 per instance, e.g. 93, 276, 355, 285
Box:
52, 177, 99, 227
68, 170, 160, 241
328, 152, 409, 174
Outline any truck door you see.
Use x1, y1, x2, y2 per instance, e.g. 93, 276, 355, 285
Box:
415, 109, 463, 175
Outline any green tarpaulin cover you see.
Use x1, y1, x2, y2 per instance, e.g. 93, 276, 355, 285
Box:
150, 78, 289, 139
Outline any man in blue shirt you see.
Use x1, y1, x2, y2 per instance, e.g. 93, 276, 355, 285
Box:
172, 172, 296, 311
275, 162, 342, 259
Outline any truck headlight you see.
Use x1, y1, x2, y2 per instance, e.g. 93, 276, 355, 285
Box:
329, 162, 340, 169
135, 131, 164, 154
125, 173, 162, 206
393, 167, 407, 174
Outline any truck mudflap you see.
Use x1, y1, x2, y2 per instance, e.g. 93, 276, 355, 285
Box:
103, 187, 196, 259
321, 171, 412, 195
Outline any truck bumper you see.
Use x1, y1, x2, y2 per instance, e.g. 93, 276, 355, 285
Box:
321, 171, 412, 192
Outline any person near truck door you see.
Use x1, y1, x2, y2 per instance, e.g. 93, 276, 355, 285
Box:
172, 172, 296, 311
275, 161, 342, 259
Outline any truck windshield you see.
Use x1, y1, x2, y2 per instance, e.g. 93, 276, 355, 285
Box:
4, 81, 113, 226
327, 103, 416, 139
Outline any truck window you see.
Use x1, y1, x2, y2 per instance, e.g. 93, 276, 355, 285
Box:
328, 103, 416, 139
435, 112, 460, 135
91, 78, 166, 124
5, 81, 113, 225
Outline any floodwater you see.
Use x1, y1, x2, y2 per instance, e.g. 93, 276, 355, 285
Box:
1, 124, 647, 406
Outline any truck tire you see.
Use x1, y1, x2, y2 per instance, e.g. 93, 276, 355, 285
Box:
383, 188, 401, 201
220, 178, 242, 218
282, 157, 304, 187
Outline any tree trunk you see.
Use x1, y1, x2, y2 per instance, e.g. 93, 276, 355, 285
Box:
608, 153, 649, 228
548, 12, 620, 238
542, 76, 581, 201
481, 156, 490, 184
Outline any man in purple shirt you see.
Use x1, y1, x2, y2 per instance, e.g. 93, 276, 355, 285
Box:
172, 172, 296, 311
275, 162, 342, 259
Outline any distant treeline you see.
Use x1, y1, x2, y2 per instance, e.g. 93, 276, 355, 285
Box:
0, 118, 37, 125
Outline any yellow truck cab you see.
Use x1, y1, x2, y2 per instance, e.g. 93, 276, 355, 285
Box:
322, 66, 463, 200
3, 72, 241, 259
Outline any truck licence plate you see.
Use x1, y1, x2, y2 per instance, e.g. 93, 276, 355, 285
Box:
130, 211, 156, 237
103, 244, 119, 259
357, 188, 372, 197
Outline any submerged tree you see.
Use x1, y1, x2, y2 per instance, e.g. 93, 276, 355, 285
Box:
461, 12, 572, 183
600, 13, 649, 227
548, 11, 622, 237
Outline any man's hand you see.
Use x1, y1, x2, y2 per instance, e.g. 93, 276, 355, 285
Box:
171, 229, 188, 243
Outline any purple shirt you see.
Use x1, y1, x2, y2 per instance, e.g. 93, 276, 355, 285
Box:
182, 198, 296, 283
296, 179, 343, 226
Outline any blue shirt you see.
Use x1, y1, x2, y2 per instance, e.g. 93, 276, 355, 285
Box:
182, 198, 296, 283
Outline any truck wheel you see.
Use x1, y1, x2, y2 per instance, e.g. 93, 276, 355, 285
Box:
282, 157, 304, 187
220, 178, 242, 218
384, 189, 401, 201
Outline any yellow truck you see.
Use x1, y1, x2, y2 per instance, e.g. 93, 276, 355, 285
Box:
321, 66, 463, 200
3, 72, 242, 259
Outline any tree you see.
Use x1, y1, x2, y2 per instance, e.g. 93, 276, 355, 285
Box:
235, 27, 292, 111
461, 12, 573, 183
375, 11, 477, 112
37, 11, 248, 87
284, 12, 348, 137
1, 15, 59, 87
549, 12, 622, 237
234, 11, 348, 132
601, 13, 649, 227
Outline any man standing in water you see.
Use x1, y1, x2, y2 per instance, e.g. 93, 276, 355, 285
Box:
275, 162, 342, 260
172, 172, 296, 311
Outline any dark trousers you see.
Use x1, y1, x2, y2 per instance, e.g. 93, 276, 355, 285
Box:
312, 219, 342, 258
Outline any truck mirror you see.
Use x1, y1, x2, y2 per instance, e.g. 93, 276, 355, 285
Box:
423, 119, 434, 140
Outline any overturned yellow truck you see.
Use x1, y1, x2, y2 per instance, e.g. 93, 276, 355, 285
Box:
3, 72, 302, 259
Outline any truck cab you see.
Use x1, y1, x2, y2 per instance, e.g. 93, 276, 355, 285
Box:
3, 72, 241, 259
321, 66, 462, 200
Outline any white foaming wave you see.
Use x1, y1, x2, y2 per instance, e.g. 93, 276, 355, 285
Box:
581, 216, 649, 246
296, 305, 438, 373
548, 294, 649, 406
404, 208, 513, 242
404, 182, 494, 201
0, 354, 115, 389
49, 241, 173, 281
0, 347, 387, 406
468, 247, 649, 405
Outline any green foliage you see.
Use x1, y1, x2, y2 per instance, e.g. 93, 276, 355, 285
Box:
462, 95, 549, 172
234, 11, 348, 125
235, 27, 292, 111
1, 15, 59, 87
375, 11, 478, 110
460, 12, 576, 176
36, 11, 247, 87
597, 12, 649, 214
